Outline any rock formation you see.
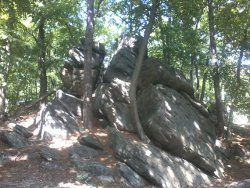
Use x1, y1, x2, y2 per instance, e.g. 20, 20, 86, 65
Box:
60, 38, 105, 97
1, 35, 228, 187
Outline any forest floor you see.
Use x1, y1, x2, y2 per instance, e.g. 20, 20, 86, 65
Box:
0, 112, 250, 188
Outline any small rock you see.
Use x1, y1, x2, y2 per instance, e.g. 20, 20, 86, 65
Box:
78, 133, 103, 150
97, 175, 115, 183
13, 124, 33, 138
72, 159, 113, 177
118, 162, 148, 187
69, 144, 100, 159
0, 130, 29, 148
76, 171, 90, 182
40, 147, 61, 161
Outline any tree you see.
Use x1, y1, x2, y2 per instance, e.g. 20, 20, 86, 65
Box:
129, 0, 159, 141
37, 16, 47, 98
207, 0, 225, 137
82, 0, 95, 130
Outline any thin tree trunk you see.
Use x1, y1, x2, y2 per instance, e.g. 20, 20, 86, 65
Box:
82, 0, 95, 130
189, 67, 194, 87
158, 15, 168, 62
207, 0, 225, 137
0, 87, 6, 121
200, 58, 209, 102
0, 2, 16, 120
37, 17, 47, 98
129, 0, 159, 141
195, 63, 200, 92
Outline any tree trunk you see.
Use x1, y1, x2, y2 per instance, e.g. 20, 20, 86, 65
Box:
200, 58, 209, 102
37, 17, 47, 98
82, 0, 95, 130
195, 63, 200, 92
129, 0, 159, 141
207, 0, 225, 137
0, 2, 16, 120
0, 87, 6, 121
158, 15, 167, 63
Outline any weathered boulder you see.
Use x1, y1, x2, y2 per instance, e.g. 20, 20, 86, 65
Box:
34, 99, 79, 141
93, 36, 145, 132
60, 67, 99, 97
93, 83, 134, 132
78, 133, 104, 150
7, 123, 33, 138
60, 39, 105, 97
137, 84, 223, 176
0, 130, 29, 148
69, 39, 105, 69
56, 90, 82, 117
227, 179, 250, 188
118, 162, 148, 188
71, 154, 115, 184
109, 128, 213, 188
69, 144, 100, 159
138, 58, 194, 97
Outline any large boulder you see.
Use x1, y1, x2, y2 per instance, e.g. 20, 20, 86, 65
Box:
60, 39, 105, 97
138, 58, 194, 97
93, 83, 134, 132
68, 38, 105, 69
104, 35, 144, 83
109, 128, 213, 188
137, 84, 223, 176
93, 35, 145, 132
34, 99, 79, 141
0, 130, 30, 148
60, 67, 99, 97
55, 90, 82, 117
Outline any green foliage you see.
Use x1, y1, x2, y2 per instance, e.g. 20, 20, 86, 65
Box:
0, 0, 249, 117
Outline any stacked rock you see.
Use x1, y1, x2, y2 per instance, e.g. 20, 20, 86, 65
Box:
60, 38, 105, 97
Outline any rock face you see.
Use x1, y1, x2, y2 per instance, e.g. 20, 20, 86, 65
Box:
109, 128, 213, 188
60, 39, 105, 97
94, 35, 145, 132
0, 123, 32, 148
118, 162, 148, 188
34, 98, 79, 141
137, 84, 221, 176
31, 35, 225, 187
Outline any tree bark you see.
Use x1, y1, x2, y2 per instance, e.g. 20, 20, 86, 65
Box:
0, 2, 17, 120
200, 58, 209, 102
207, 0, 225, 137
0, 87, 6, 121
129, 0, 159, 141
82, 0, 95, 130
37, 17, 47, 98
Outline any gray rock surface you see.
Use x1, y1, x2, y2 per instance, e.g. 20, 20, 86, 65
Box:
60, 39, 105, 97
118, 162, 148, 188
227, 179, 250, 188
56, 90, 82, 117
78, 133, 103, 150
138, 58, 194, 97
60, 67, 99, 97
0, 130, 29, 148
69, 144, 100, 159
137, 84, 223, 176
71, 155, 115, 184
34, 99, 79, 141
109, 128, 213, 188
93, 83, 134, 132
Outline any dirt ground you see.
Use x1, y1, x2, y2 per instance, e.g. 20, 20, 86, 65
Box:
0, 113, 250, 188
